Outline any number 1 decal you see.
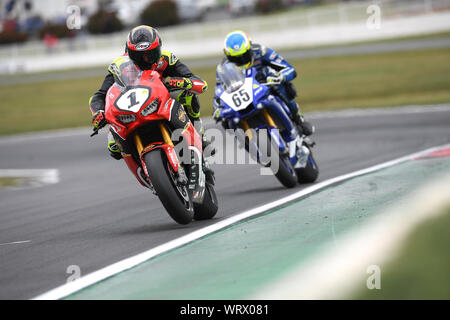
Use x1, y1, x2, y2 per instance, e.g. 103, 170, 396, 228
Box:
127, 91, 139, 109
115, 87, 150, 113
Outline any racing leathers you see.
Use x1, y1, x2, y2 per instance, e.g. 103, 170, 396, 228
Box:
89, 50, 208, 159
214, 43, 313, 135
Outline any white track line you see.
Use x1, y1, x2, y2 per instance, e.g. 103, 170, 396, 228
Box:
32, 143, 450, 300
0, 127, 98, 145
0, 169, 59, 187
252, 171, 450, 299
0, 240, 31, 246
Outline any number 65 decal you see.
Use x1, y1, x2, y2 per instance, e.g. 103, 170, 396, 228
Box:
232, 89, 250, 108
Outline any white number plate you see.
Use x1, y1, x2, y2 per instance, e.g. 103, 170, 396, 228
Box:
220, 77, 253, 111
115, 88, 150, 113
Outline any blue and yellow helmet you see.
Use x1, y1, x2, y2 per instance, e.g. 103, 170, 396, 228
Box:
223, 30, 253, 69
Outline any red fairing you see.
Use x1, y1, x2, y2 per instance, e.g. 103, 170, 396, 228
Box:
181, 121, 203, 156
104, 68, 201, 187
105, 70, 171, 140
123, 154, 148, 187
158, 98, 175, 122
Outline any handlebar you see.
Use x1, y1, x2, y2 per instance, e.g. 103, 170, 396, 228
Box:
90, 127, 100, 137
260, 81, 282, 86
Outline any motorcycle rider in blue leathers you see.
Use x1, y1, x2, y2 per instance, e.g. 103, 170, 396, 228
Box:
213, 30, 314, 136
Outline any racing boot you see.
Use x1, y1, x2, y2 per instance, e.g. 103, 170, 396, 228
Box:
293, 113, 314, 136
107, 131, 122, 160
291, 104, 314, 136
192, 118, 216, 156
181, 93, 216, 183
191, 118, 215, 184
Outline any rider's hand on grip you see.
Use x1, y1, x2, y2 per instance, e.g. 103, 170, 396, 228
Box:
266, 72, 284, 85
213, 108, 222, 122
212, 98, 223, 122
92, 110, 107, 130
165, 77, 193, 90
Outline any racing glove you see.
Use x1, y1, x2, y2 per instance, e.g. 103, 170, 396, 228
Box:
212, 98, 223, 122
165, 77, 193, 90
213, 106, 229, 130
212, 108, 221, 122
92, 110, 107, 129
266, 72, 285, 85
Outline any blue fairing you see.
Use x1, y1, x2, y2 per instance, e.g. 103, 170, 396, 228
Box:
216, 65, 301, 167
247, 68, 269, 106
217, 67, 296, 137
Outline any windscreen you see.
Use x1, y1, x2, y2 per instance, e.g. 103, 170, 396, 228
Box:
217, 62, 245, 93
108, 56, 143, 88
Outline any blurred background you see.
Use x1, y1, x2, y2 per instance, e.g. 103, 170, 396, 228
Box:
1, 0, 450, 73
0, 0, 449, 135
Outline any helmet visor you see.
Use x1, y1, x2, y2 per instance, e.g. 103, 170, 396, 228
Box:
128, 46, 161, 70
227, 50, 252, 67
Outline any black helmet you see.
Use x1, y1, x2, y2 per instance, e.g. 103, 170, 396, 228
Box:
125, 25, 162, 70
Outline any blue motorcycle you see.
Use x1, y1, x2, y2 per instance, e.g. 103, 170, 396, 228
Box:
214, 63, 319, 188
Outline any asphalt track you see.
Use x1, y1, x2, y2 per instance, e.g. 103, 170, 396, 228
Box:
0, 105, 449, 299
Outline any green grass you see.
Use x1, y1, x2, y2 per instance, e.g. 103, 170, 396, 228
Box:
293, 48, 450, 112
0, 77, 101, 136
1, 47, 450, 136
352, 205, 450, 299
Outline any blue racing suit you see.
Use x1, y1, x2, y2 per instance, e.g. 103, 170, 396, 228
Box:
214, 43, 299, 116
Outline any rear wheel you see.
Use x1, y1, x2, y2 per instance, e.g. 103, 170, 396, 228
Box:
144, 149, 194, 225
194, 182, 218, 220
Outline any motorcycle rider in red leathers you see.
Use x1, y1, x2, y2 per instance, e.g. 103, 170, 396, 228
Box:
89, 25, 209, 163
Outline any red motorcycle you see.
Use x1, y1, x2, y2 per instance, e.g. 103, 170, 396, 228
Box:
91, 56, 218, 225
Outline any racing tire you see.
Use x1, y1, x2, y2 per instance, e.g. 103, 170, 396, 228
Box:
273, 154, 297, 188
144, 149, 194, 225
194, 182, 219, 220
295, 149, 319, 183
258, 134, 297, 188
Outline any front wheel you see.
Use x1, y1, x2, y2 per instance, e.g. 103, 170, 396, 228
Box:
273, 154, 297, 188
194, 182, 218, 220
144, 149, 194, 225
258, 133, 297, 188
295, 148, 319, 183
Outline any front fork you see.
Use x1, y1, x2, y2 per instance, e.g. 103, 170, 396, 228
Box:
240, 108, 299, 163
133, 121, 174, 155
241, 109, 277, 138
135, 121, 198, 189
240, 108, 279, 142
